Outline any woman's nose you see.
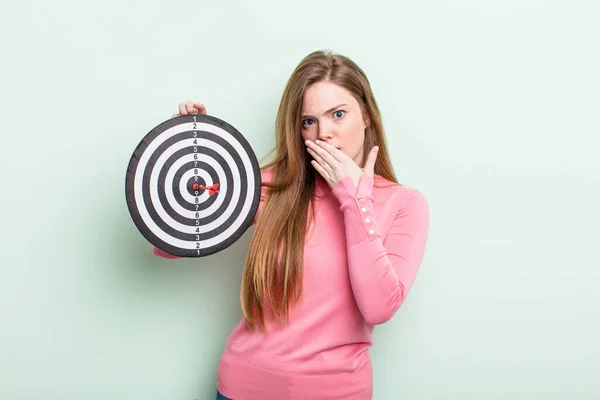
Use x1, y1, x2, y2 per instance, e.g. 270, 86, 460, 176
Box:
317, 121, 334, 140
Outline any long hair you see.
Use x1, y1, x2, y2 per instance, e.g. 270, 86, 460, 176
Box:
240, 50, 399, 332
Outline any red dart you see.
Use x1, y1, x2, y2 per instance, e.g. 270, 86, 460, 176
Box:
199, 183, 220, 196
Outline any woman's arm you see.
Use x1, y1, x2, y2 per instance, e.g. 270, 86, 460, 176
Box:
332, 174, 430, 325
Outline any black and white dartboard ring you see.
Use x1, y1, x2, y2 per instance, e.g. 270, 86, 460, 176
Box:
125, 114, 262, 257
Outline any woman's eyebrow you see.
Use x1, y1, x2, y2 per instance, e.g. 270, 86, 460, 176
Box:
301, 104, 348, 119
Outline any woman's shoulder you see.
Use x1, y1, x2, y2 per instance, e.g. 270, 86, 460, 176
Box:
258, 165, 275, 198
260, 165, 275, 182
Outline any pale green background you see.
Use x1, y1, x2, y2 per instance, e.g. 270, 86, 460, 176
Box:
1, 0, 599, 399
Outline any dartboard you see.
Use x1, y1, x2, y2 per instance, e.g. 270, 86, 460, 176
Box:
125, 114, 262, 257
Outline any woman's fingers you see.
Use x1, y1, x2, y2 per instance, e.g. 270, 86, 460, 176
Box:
305, 140, 338, 170
306, 146, 333, 174
315, 140, 346, 163
186, 101, 197, 114
311, 160, 331, 184
176, 101, 207, 118
193, 103, 207, 114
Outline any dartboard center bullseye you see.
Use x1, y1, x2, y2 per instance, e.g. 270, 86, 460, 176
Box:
187, 176, 207, 197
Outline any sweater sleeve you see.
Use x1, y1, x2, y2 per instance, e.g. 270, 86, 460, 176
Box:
331, 174, 430, 325
152, 245, 182, 259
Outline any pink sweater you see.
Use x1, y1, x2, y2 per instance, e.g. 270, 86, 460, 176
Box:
152, 168, 430, 400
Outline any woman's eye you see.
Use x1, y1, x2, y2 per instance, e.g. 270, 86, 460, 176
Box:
302, 119, 314, 127
333, 110, 345, 119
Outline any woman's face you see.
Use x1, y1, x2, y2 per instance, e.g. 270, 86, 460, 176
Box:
300, 81, 369, 167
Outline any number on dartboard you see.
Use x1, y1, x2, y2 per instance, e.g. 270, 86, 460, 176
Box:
189, 109, 202, 253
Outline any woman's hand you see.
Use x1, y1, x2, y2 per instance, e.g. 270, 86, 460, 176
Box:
305, 139, 379, 189
172, 101, 207, 117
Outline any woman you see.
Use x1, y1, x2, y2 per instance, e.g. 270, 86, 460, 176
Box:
153, 50, 430, 400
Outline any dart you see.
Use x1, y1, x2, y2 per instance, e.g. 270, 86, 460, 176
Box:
199, 183, 220, 196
